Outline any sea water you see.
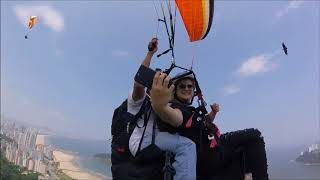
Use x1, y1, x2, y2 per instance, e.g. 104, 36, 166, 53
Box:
47, 135, 112, 178
48, 136, 320, 180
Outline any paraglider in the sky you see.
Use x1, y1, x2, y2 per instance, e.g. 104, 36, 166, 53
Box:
175, 0, 214, 42
25, 16, 38, 39
282, 42, 288, 55
154, 0, 214, 62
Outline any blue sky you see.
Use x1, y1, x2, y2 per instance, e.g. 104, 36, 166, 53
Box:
1, 1, 319, 149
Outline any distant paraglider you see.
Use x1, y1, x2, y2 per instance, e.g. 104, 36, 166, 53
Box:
282, 42, 288, 55
25, 16, 38, 39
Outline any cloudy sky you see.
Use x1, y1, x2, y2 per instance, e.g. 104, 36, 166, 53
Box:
1, 1, 319, 149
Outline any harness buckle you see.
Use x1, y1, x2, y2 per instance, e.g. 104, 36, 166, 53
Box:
126, 122, 130, 133
208, 134, 215, 140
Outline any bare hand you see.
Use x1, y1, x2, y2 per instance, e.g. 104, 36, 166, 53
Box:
148, 38, 158, 54
150, 72, 174, 112
207, 103, 220, 122
210, 103, 220, 113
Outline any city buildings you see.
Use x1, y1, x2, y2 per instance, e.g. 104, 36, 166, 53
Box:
1, 119, 54, 176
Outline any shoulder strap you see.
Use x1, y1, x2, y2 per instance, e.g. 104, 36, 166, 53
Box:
151, 111, 157, 144
136, 104, 152, 153
135, 98, 150, 128
134, 97, 148, 120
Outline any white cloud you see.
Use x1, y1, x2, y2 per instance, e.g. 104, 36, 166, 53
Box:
276, 1, 304, 18
112, 50, 129, 57
14, 5, 65, 32
223, 85, 240, 95
236, 54, 276, 77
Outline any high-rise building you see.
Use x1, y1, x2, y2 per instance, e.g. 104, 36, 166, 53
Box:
28, 158, 35, 171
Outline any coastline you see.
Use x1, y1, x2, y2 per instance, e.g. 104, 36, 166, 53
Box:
53, 150, 103, 180
37, 134, 109, 180
304, 163, 320, 166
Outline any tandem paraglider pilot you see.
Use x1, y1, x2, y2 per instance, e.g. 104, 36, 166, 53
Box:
111, 38, 197, 180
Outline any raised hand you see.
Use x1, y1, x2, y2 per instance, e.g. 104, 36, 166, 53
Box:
148, 38, 158, 54
150, 72, 174, 112
207, 103, 220, 122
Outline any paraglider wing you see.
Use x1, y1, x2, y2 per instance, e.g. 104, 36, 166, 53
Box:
175, 0, 214, 42
25, 16, 38, 39
282, 42, 288, 55
28, 16, 38, 29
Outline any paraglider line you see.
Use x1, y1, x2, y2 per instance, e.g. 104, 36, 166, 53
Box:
157, 2, 175, 60
152, 0, 161, 38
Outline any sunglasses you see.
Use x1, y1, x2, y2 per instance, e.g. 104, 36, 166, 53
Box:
178, 84, 194, 90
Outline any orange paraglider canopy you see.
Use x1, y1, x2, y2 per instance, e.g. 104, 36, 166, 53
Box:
25, 16, 38, 39
28, 16, 38, 29
175, 0, 214, 42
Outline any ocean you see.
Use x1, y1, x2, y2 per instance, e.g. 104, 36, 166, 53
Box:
47, 135, 112, 178
267, 147, 320, 180
48, 136, 320, 180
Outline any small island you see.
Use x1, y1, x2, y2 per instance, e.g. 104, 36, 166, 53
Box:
296, 144, 320, 165
93, 153, 111, 162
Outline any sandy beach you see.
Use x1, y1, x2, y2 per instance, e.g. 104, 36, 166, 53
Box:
36, 134, 105, 180
53, 150, 103, 180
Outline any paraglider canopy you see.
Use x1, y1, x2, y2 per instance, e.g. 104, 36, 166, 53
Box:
28, 16, 38, 29
25, 16, 38, 39
175, 0, 214, 42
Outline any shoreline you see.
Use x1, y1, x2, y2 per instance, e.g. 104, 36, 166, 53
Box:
53, 150, 104, 180
37, 134, 110, 180
304, 163, 320, 166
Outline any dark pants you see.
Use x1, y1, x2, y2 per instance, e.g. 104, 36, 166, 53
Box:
198, 128, 269, 180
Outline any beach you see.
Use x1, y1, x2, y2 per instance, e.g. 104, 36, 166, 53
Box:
53, 150, 103, 180
36, 134, 105, 180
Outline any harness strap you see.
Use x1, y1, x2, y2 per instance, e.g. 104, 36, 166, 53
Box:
152, 110, 157, 144
185, 113, 194, 128
135, 98, 149, 128
137, 104, 152, 154
111, 98, 148, 144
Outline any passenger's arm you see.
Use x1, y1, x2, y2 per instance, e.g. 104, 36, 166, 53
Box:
207, 103, 220, 123
153, 105, 183, 128
132, 38, 158, 101
150, 72, 183, 127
